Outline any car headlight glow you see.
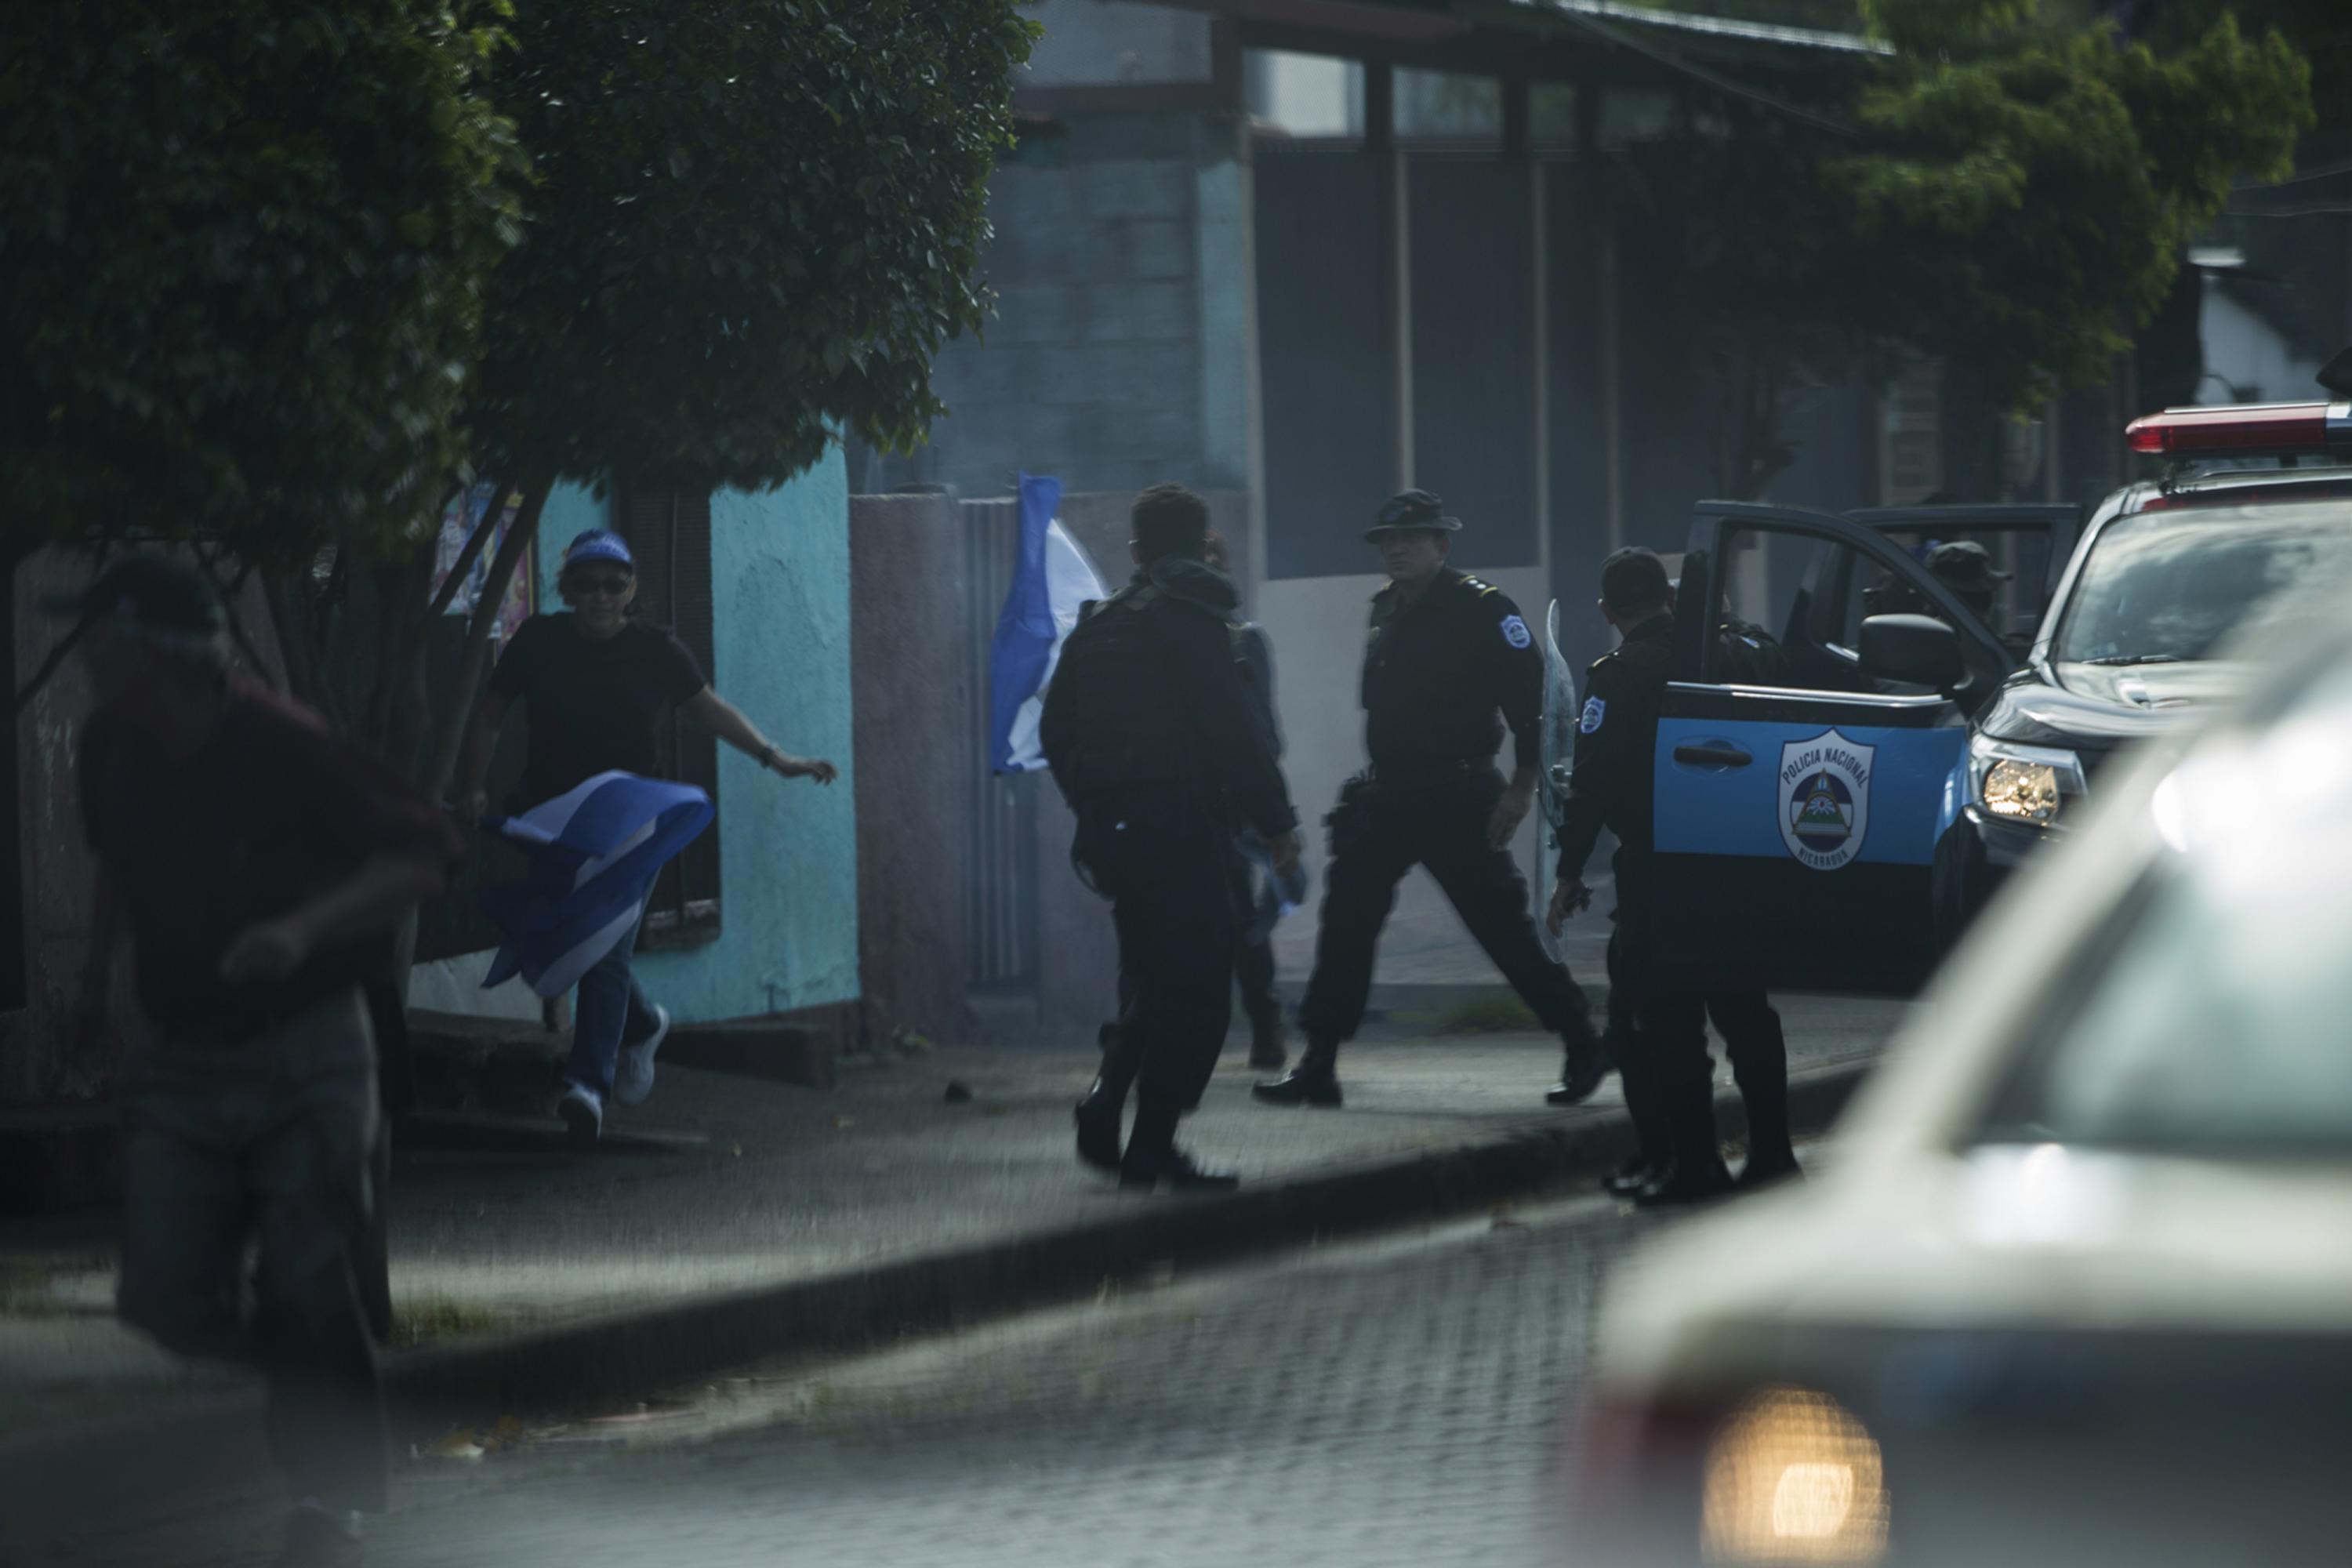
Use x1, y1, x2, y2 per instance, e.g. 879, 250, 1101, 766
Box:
1702, 1386, 1888, 1566
1969, 735, 2087, 827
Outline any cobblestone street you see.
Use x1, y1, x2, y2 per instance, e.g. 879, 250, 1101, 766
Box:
80, 1185, 1686, 1567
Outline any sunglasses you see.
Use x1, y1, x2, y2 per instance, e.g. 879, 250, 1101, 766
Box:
568, 573, 633, 597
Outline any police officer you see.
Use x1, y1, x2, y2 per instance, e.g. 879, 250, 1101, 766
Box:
1043, 484, 1301, 1191
1256, 489, 1607, 1110
1546, 547, 1799, 1204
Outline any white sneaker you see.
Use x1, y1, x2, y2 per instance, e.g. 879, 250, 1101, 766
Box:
557, 1080, 604, 1144
614, 1005, 671, 1108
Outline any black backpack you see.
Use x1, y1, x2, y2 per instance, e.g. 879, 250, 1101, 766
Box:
1712, 616, 1790, 686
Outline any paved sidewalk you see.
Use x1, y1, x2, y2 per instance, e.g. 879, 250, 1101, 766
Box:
0, 997, 1899, 1445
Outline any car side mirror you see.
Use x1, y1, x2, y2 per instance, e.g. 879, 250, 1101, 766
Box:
1860, 613, 1964, 691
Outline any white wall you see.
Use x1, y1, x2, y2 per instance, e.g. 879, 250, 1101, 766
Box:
1258, 564, 1552, 987
2199, 283, 2324, 406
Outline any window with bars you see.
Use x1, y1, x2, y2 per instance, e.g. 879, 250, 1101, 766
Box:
615, 486, 723, 949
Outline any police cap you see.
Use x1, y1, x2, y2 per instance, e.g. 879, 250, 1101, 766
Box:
1365, 489, 1461, 539
1924, 539, 2011, 593
1599, 546, 1671, 612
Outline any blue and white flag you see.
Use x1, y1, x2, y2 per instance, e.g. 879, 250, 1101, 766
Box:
989, 473, 1107, 774
477, 771, 714, 999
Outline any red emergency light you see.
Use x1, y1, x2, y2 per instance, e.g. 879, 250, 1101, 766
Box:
2125, 401, 2352, 457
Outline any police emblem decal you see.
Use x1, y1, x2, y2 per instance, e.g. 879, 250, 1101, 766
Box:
1579, 696, 1606, 734
1776, 729, 1873, 872
1500, 615, 1533, 649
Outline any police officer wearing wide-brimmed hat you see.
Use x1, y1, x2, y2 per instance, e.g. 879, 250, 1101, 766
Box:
1255, 489, 1609, 1110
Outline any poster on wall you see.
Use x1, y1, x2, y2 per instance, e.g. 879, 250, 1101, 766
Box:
433, 482, 535, 642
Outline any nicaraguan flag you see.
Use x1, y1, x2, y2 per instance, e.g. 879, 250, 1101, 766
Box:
478, 771, 714, 998
989, 473, 1106, 774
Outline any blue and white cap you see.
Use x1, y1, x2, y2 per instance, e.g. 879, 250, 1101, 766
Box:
562, 529, 635, 572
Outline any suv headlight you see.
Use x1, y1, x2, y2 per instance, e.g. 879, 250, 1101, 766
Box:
1969, 734, 2087, 826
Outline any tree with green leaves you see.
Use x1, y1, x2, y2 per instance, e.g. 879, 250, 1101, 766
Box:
0, 1, 522, 571
271, 0, 1037, 797
1628, 0, 2312, 499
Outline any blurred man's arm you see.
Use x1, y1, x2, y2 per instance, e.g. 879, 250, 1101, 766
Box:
220, 852, 448, 985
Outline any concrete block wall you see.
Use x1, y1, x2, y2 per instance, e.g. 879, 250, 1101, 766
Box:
852, 112, 1254, 504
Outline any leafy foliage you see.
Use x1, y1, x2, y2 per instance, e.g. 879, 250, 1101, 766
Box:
1841, 8, 2308, 404
464, 0, 1039, 492
1635, 0, 2310, 495
0, 2, 523, 565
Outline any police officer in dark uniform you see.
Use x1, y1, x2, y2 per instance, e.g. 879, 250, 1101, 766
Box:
1547, 547, 1799, 1204
1043, 484, 1301, 1191
1255, 489, 1608, 1109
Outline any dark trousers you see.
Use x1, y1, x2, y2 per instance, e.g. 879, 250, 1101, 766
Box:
118, 988, 389, 1512
1081, 787, 1239, 1155
1102, 844, 1277, 1098
1613, 850, 1792, 1171
1298, 765, 1590, 1054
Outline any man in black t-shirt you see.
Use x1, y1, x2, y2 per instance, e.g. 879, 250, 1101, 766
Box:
59, 557, 460, 1567
458, 528, 840, 1143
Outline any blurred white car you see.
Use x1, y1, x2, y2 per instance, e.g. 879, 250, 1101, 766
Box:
1568, 604, 2352, 1567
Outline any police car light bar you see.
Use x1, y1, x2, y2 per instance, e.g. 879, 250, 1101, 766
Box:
2125, 401, 2352, 456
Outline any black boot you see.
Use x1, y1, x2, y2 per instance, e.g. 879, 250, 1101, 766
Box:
1545, 1019, 1611, 1108
1120, 1095, 1240, 1192
1120, 1143, 1241, 1192
1635, 1060, 1734, 1207
1073, 1081, 1123, 1174
1252, 1036, 1341, 1107
1602, 1029, 1671, 1195
1729, 1011, 1798, 1189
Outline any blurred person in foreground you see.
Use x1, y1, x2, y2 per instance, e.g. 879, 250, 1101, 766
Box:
458, 528, 837, 1144
1255, 489, 1607, 1111
1044, 485, 1301, 1191
60, 557, 461, 1567
1548, 546, 1798, 1205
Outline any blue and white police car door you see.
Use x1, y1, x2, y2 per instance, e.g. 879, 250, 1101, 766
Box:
1646, 503, 2005, 994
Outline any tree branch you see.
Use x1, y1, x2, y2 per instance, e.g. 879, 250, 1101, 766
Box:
419, 470, 552, 801
423, 485, 503, 623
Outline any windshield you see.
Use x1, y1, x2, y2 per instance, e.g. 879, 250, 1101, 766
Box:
2053, 501, 2352, 665
1979, 657, 2352, 1152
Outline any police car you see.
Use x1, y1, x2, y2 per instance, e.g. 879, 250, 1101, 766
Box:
1643, 398, 2352, 996
1563, 596, 2352, 1568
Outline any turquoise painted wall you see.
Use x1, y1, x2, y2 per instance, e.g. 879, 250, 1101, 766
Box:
532, 459, 860, 1022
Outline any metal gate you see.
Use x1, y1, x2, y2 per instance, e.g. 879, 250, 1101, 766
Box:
959, 496, 1041, 993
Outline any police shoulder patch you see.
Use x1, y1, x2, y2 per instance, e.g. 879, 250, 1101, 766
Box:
1579, 696, 1606, 734
1499, 614, 1533, 650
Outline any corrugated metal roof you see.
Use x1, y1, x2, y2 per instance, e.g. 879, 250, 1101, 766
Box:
1508, 0, 1891, 56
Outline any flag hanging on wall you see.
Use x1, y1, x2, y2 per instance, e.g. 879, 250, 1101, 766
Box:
477, 771, 714, 998
989, 473, 1106, 773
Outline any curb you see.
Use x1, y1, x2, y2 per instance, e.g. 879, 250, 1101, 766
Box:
386, 1053, 1876, 1428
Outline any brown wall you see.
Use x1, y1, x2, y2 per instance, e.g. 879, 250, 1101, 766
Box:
848, 493, 975, 1046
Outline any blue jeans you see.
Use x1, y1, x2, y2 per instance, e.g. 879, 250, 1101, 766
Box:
564, 916, 662, 1099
